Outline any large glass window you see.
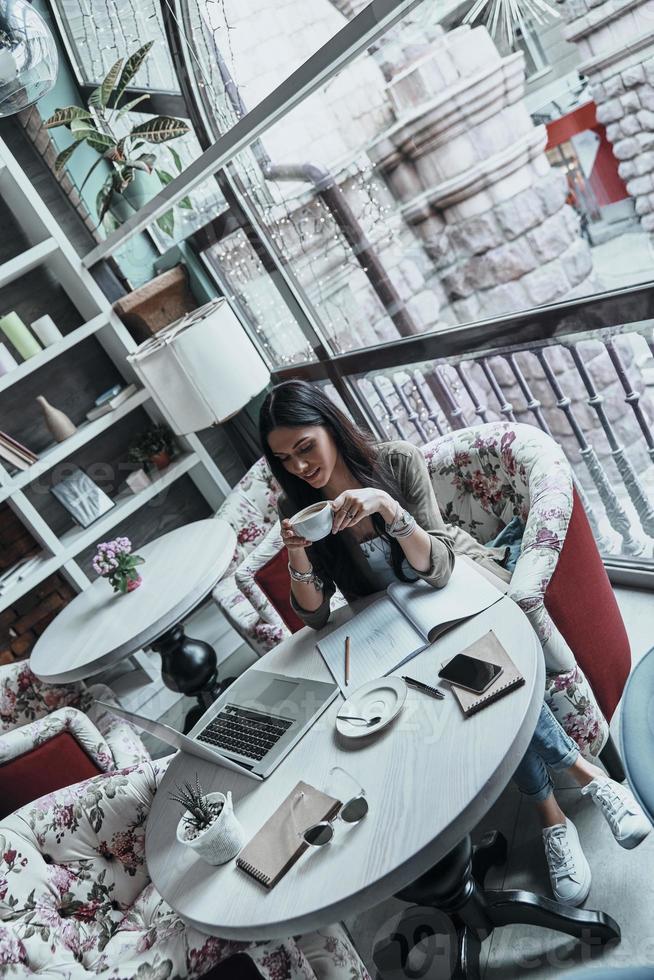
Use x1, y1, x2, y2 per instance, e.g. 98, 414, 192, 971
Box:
191, 0, 654, 362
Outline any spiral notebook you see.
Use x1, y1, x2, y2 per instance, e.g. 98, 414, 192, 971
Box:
445, 631, 524, 717
236, 780, 341, 888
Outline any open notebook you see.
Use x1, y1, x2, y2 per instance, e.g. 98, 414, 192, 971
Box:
317, 557, 505, 694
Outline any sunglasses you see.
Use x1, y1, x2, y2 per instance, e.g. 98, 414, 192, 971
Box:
292, 765, 368, 847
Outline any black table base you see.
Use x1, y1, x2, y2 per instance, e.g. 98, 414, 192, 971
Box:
151, 624, 234, 732
373, 832, 620, 980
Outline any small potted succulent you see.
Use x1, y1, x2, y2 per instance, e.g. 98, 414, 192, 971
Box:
128, 423, 175, 472
93, 536, 145, 594
171, 775, 245, 866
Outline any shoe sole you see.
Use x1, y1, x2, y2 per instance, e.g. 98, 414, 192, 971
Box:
616, 823, 652, 850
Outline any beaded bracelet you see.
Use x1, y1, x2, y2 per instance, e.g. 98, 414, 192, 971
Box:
385, 502, 417, 539
288, 562, 324, 591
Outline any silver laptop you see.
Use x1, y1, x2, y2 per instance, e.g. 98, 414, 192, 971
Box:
96, 669, 337, 781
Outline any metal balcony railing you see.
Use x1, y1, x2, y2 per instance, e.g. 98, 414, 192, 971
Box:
273, 281, 654, 569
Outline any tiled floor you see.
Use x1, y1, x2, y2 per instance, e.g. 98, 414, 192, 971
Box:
347, 586, 654, 978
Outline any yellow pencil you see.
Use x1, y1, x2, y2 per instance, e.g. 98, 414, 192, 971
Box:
345, 635, 350, 686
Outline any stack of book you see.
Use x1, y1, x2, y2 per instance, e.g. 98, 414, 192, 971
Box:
86, 383, 138, 422
0, 431, 37, 471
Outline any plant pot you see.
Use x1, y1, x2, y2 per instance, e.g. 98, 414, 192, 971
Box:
106, 572, 143, 595
126, 574, 143, 593
176, 791, 245, 865
149, 451, 171, 470
111, 170, 162, 222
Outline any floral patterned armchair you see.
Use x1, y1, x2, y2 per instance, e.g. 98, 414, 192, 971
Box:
211, 458, 285, 657
0, 661, 149, 771
0, 760, 370, 980
424, 421, 631, 767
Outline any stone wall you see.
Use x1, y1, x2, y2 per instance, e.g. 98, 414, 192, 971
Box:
562, 0, 654, 231
369, 25, 599, 323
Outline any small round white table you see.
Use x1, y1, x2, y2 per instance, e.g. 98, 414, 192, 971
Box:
30, 519, 236, 724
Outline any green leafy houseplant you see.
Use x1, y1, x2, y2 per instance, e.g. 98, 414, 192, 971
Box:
170, 776, 223, 840
43, 42, 192, 234
127, 424, 175, 471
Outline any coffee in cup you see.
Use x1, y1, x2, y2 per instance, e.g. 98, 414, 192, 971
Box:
289, 501, 334, 542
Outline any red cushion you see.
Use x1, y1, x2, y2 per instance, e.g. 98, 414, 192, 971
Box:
0, 731, 103, 818
544, 489, 631, 721
253, 549, 304, 633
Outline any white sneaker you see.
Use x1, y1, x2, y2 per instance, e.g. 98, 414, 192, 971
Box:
542, 818, 592, 906
581, 777, 652, 849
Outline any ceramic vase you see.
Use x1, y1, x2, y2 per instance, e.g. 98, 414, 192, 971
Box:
176, 791, 245, 865
111, 171, 162, 222
36, 395, 76, 442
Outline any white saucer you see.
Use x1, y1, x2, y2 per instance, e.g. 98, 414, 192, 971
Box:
336, 677, 407, 739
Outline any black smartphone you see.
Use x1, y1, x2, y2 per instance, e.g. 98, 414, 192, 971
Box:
438, 654, 503, 694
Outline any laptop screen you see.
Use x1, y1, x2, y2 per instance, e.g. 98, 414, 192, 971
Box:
253, 677, 300, 710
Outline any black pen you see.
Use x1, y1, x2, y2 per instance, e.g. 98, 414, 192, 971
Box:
402, 675, 445, 700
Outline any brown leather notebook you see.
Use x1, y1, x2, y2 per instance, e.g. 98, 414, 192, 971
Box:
236, 780, 341, 888
445, 631, 525, 717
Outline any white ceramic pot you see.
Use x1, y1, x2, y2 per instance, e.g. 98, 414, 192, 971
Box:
176, 791, 245, 865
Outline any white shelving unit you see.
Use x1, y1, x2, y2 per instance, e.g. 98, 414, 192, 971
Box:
0, 139, 232, 615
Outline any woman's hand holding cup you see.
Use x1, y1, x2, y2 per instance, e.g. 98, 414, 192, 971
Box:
281, 518, 311, 553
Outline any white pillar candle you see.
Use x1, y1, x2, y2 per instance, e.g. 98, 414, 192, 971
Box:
31, 315, 63, 347
0, 343, 18, 376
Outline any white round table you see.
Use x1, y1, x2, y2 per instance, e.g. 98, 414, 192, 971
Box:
146, 593, 621, 976
30, 520, 236, 714
147, 596, 544, 938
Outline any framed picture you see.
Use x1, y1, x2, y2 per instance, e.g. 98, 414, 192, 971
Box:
51, 467, 115, 528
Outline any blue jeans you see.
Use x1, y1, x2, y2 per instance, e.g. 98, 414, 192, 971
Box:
513, 702, 579, 801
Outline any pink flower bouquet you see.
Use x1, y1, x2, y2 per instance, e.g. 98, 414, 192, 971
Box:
93, 537, 145, 595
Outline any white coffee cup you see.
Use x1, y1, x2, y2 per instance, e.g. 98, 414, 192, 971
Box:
290, 501, 334, 542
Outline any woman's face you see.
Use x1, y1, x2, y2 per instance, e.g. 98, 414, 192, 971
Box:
267, 425, 339, 489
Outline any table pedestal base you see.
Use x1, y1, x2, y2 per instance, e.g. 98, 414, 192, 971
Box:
151, 625, 234, 733
373, 832, 620, 980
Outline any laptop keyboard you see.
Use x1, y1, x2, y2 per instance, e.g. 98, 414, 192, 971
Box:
197, 704, 293, 761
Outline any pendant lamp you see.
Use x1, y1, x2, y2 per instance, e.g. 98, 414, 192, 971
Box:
127, 298, 271, 435
0, 0, 58, 117
463, 0, 559, 45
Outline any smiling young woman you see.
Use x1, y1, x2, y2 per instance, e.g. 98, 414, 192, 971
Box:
258, 379, 509, 625
258, 379, 651, 907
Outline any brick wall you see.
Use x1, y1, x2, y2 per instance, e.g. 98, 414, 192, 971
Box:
0, 504, 75, 665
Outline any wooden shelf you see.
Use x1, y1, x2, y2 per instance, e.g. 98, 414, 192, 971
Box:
0, 454, 198, 612
58, 452, 199, 560
0, 137, 230, 623
0, 551, 61, 612
0, 312, 109, 395
0, 388, 151, 502
0, 238, 59, 289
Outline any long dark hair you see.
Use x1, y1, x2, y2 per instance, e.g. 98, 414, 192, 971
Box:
259, 380, 412, 595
